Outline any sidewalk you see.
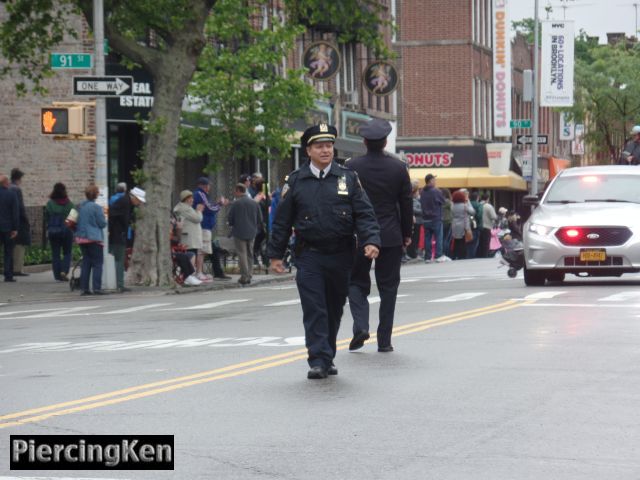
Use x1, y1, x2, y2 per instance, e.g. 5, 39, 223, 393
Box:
1, 264, 296, 305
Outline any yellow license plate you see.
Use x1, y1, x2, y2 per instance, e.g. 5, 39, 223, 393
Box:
580, 249, 606, 261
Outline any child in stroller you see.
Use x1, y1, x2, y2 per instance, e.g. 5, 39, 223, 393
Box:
498, 228, 524, 278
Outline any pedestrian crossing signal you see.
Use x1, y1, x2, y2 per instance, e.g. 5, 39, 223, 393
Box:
41, 106, 85, 135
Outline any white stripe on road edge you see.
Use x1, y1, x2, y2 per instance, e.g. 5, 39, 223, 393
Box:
167, 299, 249, 310
0, 337, 308, 353
524, 291, 568, 300
400, 278, 421, 283
599, 292, 640, 302
266, 299, 300, 306
99, 303, 174, 314
428, 293, 486, 302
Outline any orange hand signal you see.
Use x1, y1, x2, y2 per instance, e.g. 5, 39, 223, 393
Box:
42, 110, 57, 133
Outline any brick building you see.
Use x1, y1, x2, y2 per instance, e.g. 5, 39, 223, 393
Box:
394, 0, 571, 208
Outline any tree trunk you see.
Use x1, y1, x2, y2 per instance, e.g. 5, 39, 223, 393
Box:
130, 45, 203, 285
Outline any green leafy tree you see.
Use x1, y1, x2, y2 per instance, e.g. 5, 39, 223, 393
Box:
179, 0, 317, 170
0, 0, 391, 285
570, 39, 640, 162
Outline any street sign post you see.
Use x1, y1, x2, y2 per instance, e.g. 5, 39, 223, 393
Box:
517, 134, 548, 145
510, 119, 532, 129
73, 76, 133, 97
51, 53, 92, 69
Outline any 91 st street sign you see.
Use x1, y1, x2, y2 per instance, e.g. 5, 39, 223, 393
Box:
517, 134, 548, 145
51, 53, 92, 69
73, 76, 133, 97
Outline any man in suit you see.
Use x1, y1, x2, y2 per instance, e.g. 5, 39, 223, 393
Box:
347, 119, 413, 352
227, 183, 263, 286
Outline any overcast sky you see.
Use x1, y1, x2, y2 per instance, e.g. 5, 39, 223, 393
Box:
509, 0, 638, 43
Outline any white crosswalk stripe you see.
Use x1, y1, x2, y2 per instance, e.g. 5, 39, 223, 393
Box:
14, 306, 102, 319
428, 292, 487, 302
436, 277, 475, 283
0, 308, 66, 317
524, 291, 568, 300
266, 299, 300, 306
167, 299, 249, 310
598, 292, 640, 302
98, 303, 174, 314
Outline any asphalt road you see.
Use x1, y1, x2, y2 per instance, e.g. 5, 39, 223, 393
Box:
2, 259, 640, 479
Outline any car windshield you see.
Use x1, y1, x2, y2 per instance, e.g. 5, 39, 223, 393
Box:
544, 174, 640, 204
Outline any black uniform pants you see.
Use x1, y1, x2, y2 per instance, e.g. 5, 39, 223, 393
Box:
296, 248, 353, 369
348, 245, 403, 348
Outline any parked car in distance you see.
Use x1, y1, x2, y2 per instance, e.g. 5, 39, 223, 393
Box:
522, 166, 640, 286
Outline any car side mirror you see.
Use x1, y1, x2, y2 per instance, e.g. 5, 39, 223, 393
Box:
522, 195, 540, 207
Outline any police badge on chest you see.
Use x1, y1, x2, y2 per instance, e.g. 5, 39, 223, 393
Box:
337, 175, 348, 196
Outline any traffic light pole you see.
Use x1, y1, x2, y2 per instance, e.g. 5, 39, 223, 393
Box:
531, 0, 540, 197
94, 0, 116, 289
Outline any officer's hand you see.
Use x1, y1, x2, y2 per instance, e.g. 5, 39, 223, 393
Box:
269, 259, 286, 274
363, 244, 379, 259
628, 156, 634, 163
404, 237, 412, 247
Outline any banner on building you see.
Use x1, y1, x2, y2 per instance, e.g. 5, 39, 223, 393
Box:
571, 123, 585, 155
541, 21, 575, 107
559, 111, 575, 140
492, 0, 512, 137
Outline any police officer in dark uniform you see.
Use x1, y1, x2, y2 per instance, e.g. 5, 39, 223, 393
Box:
346, 118, 413, 353
268, 124, 381, 379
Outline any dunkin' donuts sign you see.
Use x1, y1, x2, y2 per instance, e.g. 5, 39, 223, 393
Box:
401, 146, 488, 168
406, 152, 453, 167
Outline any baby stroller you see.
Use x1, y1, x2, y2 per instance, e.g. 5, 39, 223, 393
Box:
497, 229, 524, 278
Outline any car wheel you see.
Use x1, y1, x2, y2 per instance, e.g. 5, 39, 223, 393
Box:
524, 266, 546, 286
547, 272, 565, 283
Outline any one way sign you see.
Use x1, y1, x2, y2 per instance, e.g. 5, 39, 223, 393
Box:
73, 76, 133, 97
517, 134, 548, 145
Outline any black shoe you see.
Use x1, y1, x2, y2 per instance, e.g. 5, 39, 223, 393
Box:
214, 275, 232, 280
13, 272, 29, 277
349, 331, 370, 351
307, 366, 328, 379
80, 291, 92, 296
378, 345, 394, 353
117, 287, 132, 293
327, 363, 338, 376
93, 290, 107, 295
4, 278, 16, 282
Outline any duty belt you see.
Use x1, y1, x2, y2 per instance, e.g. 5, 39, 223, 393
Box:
298, 236, 354, 254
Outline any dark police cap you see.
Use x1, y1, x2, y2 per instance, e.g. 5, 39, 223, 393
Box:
301, 123, 337, 148
359, 118, 392, 140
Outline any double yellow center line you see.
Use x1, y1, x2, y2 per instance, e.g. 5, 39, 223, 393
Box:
0, 299, 529, 429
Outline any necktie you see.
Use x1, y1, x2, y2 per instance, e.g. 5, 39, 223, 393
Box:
319, 170, 324, 179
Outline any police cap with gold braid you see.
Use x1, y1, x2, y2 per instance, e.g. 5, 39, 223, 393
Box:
301, 123, 337, 149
